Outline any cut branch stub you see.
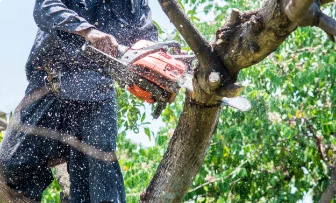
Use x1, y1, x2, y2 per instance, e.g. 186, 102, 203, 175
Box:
216, 83, 245, 98
208, 72, 221, 89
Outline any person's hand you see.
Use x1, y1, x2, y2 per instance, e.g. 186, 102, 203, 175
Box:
75, 28, 119, 57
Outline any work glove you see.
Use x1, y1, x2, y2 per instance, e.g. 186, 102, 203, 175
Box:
75, 28, 119, 57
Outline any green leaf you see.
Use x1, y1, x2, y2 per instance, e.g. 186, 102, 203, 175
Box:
141, 112, 146, 123
144, 127, 152, 141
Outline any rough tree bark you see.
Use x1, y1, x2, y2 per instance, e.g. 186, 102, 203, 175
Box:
1, 0, 335, 202
140, 93, 222, 202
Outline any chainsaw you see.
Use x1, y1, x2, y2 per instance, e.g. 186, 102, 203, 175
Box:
82, 40, 251, 118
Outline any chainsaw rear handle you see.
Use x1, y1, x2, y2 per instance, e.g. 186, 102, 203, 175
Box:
82, 40, 181, 58
140, 41, 181, 53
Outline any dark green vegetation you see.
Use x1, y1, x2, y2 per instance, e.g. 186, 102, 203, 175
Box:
0, 0, 335, 202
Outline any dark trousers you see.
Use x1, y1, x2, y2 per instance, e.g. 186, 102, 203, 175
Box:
0, 93, 126, 203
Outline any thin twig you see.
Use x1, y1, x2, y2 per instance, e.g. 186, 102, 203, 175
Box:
303, 118, 332, 168
188, 160, 248, 193
188, 178, 221, 193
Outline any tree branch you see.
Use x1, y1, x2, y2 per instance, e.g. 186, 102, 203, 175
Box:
319, 12, 336, 36
304, 118, 332, 168
188, 177, 221, 193
157, 0, 240, 97
157, 0, 215, 69
215, 1, 297, 73
0, 118, 7, 129
284, 0, 336, 41
284, 0, 315, 27
215, 0, 336, 74
188, 160, 247, 193
299, 118, 336, 202
319, 165, 336, 203
9, 123, 119, 163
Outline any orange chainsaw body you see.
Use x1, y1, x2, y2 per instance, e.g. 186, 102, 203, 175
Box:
126, 40, 188, 104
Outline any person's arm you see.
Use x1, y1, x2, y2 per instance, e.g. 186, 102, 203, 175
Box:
34, 0, 118, 56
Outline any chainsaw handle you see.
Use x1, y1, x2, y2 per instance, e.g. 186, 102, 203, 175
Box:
82, 42, 129, 58
82, 43, 127, 66
142, 41, 181, 54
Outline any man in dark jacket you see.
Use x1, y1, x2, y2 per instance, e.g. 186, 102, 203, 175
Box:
0, 0, 157, 202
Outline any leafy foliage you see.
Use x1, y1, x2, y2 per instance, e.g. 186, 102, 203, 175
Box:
126, 1, 335, 202
41, 171, 62, 203
182, 3, 335, 202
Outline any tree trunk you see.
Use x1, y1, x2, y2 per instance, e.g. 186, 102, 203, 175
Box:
319, 166, 336, 203
140, 94, 222, 202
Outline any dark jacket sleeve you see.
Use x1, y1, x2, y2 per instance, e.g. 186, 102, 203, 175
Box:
33, 0, 95, 34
